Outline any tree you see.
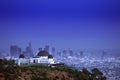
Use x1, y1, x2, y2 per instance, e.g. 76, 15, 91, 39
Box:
92, 68, 103, 79
81, 68, 91, 80
0, 59, 4, 72
82, 68, 91, 75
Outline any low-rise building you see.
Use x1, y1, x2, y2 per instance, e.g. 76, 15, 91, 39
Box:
17, 50, 55, 66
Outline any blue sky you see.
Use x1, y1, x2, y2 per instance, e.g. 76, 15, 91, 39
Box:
0, 0, 120, 52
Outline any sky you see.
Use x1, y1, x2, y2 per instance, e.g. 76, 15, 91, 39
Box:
0, 0, 120, 53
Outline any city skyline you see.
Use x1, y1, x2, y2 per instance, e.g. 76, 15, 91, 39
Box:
0, 42, 120, 58
0, 0, 120, 52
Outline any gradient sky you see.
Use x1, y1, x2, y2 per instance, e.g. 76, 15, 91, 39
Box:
0, 0, 120, 52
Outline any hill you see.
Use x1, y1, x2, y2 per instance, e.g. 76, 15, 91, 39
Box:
0, 59, 106, 80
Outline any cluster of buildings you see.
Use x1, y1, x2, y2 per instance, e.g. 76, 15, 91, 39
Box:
10, 43, 56, 58
9, 42, 85, 66
9, 43, 56, 66
55, 56, 120, 80
10, 42, 33, 58
0, 42, 120, 80
10, 42, 86, 60
17, 50, 55, 66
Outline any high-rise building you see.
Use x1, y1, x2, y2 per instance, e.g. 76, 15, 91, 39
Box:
102, 50, 107, 59
80, 51, 84, 58
10, 45, 21, 58
44, 45, 49, 52
18, 48, 22, 54
56, 51, 61, 57
52, 47, 55, 56
26, 42, 33, 57
63, 50, 67, 57
69, 49, 73, 56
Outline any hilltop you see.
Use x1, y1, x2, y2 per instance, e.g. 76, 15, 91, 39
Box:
0, 59, 106, 80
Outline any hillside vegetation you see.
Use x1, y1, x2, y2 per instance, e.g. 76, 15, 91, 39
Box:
0, 59, 106, 80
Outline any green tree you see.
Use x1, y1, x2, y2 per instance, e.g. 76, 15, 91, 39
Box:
92, 68, 103, 76
92, 68, 104, 79
82, 68, 91, 75
0, 59, 4, 72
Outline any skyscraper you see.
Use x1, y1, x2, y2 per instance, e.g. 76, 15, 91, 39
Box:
102, 50, 107, 59
63, 50, 67, 57
69, 49, 73, 57
26, 42, 33, 57
10, 45, 21, 58
52, 47, 55, 56
80, 51, 84, 58
44, 45, 49, 52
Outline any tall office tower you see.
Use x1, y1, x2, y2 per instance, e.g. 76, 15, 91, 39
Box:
69, 49, 73, 56
52, 47, 55, 56
26, 42, 33, 57
102, 50, 107, 59
63, 50, 67, 57
10, 45, 21, 58
80, 51, 84, 58
44, 45, 49, 52
56, 52, 61, 57
18, 48, 22, 54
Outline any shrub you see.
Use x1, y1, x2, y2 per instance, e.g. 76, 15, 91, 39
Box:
55, 76, 59, 79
